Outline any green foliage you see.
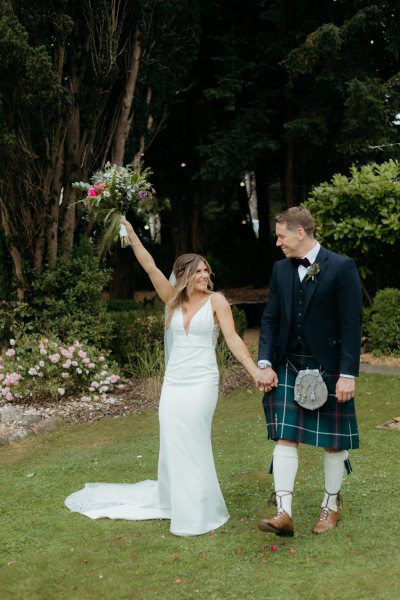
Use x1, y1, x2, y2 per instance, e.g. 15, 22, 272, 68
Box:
27, 255, 113, 345
109, 303, 165, 367
367, 288, 400, 355
0, 334, 121, 402
0, 301, 31, 347
305, 160, 400, 282
126, 342, 165, 380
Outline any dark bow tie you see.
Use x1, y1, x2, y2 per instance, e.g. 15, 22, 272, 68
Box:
291, 257, 311, 268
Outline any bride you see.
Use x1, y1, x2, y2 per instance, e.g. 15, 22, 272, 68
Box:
65, 219, 258, 536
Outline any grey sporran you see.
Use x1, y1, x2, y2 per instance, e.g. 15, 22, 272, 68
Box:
293, 368, 328, 411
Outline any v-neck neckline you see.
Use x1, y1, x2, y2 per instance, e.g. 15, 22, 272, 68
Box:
182, 296, 211, 336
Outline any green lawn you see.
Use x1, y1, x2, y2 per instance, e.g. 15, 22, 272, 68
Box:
1, 372, 399, 600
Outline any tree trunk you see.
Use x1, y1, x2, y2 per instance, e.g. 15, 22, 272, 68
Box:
112, 30, 142, 165
283, 140, 295, 208
0, 205, 26, 300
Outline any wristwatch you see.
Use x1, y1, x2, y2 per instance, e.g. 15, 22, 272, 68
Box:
258, 360, 272, 369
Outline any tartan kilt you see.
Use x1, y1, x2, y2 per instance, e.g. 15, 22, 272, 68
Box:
262, 352, 359, 450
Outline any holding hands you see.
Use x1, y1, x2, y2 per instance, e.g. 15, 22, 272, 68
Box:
256, 367, 278, 393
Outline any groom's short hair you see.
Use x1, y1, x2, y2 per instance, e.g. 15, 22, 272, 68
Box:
275, 206, 315, 237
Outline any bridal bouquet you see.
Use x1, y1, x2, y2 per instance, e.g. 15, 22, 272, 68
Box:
73, 160, 157, 252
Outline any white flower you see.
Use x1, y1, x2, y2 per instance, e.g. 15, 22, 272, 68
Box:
9, 339, 16, 346
58, 387, 65, 396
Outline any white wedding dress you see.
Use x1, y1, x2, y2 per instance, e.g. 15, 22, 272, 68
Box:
65, 295, 229, 536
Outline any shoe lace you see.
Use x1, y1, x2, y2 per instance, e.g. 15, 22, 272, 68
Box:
267, 490, 292, 509
319, 507, 330, 521
274, 508, 286, 520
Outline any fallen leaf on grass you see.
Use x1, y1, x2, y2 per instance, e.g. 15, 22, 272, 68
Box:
209, 533, 215, 539
322, 560, 328, 565
289, 547, 296, 556
175, 579, 182, 584
235, 547, 243, 557
26, 473, 35, 478
173, 554, 180, 561
7, 560, 14, 566
261, 557, 267, 562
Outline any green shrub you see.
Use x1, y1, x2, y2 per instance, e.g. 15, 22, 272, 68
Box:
367, 288, 400, 355
106, 299, 140, 313
109, 306, 165, 367
24, 254, 114, 346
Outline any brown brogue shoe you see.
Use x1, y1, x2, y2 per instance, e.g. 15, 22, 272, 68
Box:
257, 509, 294, 537
313, 507, 339, 534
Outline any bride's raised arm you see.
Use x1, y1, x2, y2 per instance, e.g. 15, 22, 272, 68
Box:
121, 218, 173, 304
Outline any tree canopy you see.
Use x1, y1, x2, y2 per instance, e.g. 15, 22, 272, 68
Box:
1, 0, 400, 299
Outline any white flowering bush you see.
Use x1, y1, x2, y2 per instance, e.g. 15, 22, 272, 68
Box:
0, 335, 123, 403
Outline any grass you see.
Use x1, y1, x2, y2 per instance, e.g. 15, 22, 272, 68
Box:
0, 372, 399, 600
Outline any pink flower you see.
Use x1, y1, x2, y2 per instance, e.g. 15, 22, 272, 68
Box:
88, 187, 98, 197
5, 372, 21, 385
40, 348, 47, 355
110, 374, 120, 383
88, 363, 95, 369
80, 396, 91, 402
68, 346, 76, 354
99, 356, 105, 363
49, 353, 61, 363
78, 350, 87, 359
94, 183, 105, 191
5, 349, 16, 357
90, 381, 100, 389
5, 392, 13, 401
28, 367, 38, 376
58, 387, 65, 396
39, 360, 45, 368
62, 360, 72, 369
60, 348, 72, 358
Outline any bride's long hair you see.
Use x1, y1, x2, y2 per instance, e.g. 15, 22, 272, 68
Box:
166, 253, 214, 327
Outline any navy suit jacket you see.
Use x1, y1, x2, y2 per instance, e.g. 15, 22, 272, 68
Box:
258, 246, 363, 376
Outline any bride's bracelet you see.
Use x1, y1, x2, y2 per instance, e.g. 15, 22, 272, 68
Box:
239, 354, 250, 363
130, 241, 141, 247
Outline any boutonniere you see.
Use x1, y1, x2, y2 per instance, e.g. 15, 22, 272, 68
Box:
305, 263, 320, 282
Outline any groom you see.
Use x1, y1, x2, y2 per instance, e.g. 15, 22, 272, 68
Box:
256, 206, 362, 536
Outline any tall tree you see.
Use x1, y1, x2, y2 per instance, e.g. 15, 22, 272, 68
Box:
0, 0, 200, 299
